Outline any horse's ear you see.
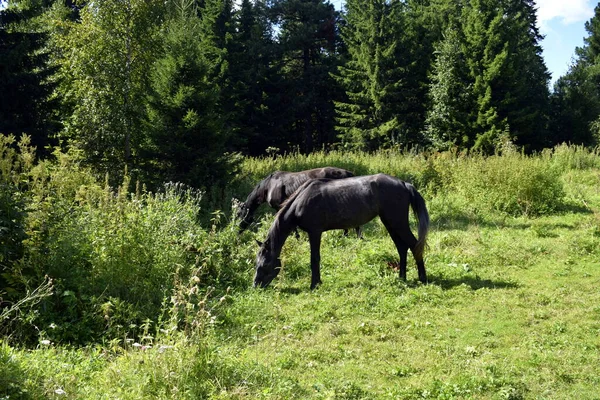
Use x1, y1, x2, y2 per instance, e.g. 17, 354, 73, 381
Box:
255, 239, 263, 247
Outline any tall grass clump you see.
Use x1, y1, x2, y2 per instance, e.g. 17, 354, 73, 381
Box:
238, 149, 442, 199
550, 143, 600, 171
0, 135, 35, 293
449, 150, 565, 216
1, 136, 255, 344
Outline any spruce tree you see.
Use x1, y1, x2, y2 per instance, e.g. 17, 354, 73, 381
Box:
425, 26, 475, 150
224, 0, 280, 155
272, 0, 340, 153
461, 0, 550, 152
334, 0, 408, 149
335, 0, 438, 150
0, 2, 60, 153
142, 0, 234, 188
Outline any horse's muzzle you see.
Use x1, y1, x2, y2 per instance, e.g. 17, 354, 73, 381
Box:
253, 268, 280, 288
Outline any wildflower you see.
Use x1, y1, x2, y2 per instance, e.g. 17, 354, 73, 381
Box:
55, 388, 66, 395
40, 340, 51, 346
159, 345, 174, 353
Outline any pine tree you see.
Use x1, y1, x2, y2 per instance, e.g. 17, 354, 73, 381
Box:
0, 2, 60, 153
425, 26, 475, 150
142, 0, 234, 188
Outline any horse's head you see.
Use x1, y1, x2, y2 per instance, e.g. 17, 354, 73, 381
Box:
236, 202, 252, 231
254, 239, 281, 288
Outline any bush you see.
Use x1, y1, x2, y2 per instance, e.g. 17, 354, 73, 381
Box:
450, 151, 565, 216
550, 143, 600, 171
1, 140, 255, 344
0, 135, 36, 297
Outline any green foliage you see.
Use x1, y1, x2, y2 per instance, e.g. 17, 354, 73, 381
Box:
0, 136, 253, 344
238, 147, 567, 217
448, 151, 565, 216
50, 0, 163, 176
461, 0, 550, 152
425, 26, 475, 150
550, 143, 600, 171
0, 135, 36, 296
3, 145, 600, 397
272, 0, 341, 153
143, 0, 235, 189
0, 2, 60, 153
335, 0, 431, 150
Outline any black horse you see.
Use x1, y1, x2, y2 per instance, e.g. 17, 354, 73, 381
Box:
237, 167, 357, 232
254, 174, 430, 289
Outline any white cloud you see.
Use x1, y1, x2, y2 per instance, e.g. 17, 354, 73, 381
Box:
536, 0, 595, 25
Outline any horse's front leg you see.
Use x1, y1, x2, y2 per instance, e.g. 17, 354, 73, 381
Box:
308, 232, 322, 290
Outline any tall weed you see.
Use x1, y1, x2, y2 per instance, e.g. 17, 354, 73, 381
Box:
450, 152, 565, 216
550, 143, 600, 171
2, 142, 254, 344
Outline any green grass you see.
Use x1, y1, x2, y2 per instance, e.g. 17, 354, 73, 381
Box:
3, 147, 600, 399
212, 209, 600, 399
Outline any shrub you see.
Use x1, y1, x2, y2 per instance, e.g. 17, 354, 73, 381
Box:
0, 135, 36, 297
550, 143, 600, 171
450, 151, 565, 216
2, 142, 254, 344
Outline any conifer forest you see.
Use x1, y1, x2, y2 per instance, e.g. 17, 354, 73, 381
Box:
3, 1, 600, 398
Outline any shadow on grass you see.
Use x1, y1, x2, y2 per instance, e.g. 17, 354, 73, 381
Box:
279, 287, 303, 295
427, 273, 520, 291
431, 206, 591, 233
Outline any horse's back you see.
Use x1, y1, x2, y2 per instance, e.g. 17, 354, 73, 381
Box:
291, 176, 380, 231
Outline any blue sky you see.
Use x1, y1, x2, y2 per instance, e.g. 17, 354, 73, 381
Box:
537, 0, 596, 85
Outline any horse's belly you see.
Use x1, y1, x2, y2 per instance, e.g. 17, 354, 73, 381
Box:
296, 183, 378, 231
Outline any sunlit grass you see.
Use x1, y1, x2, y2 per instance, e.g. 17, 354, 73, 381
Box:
3, 145, 600, 399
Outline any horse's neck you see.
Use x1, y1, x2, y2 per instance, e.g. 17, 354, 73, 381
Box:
245, 180, 268, 212
267, 216, 295, 258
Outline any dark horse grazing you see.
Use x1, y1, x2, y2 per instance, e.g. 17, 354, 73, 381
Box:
237, 167, 357, 232
254, 174, 430, 289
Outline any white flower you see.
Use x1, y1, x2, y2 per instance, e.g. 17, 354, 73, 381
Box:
159, 345, 174, 353
55, 388, 67, 395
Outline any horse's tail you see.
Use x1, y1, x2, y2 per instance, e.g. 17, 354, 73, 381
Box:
406, 183, 429, 259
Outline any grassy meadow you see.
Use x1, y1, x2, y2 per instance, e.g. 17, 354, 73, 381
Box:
2, 142, 600, 399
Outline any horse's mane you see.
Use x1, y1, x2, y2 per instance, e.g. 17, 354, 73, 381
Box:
273, 178, 316, 220
273, 177, 333, 222
245, 172, 275, 205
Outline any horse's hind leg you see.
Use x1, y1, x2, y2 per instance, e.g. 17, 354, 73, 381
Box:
381, 218, 410, 280
342, 227, 362, 239
382, 216, 426, 283
395, 239, 409, 281
355, 226, 363, 239
412, 247, 427, 283
308, 232, 323, 290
